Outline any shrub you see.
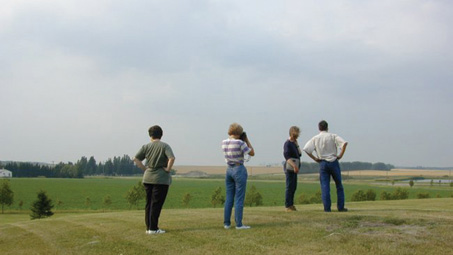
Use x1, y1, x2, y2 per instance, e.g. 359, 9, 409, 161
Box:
245, 185, 263, 207
366, 189, 376, 201
103, 195, 112, 209
297, 194, 310, 204
210, 187, 225, 208
182, 193, 192, 207
351, 190, 367, 202
30, 190, 54, 220
416, 193, 430, 199
309, 191, 322, 204
393, 187, 409, 200
409, 180, 414, 188
380, 191, 393, 200
125, 181, 145, 209
380, 188, 409, 200
85, 197, 92, 208
352, 189, 376, 202
0, 180, 14, 214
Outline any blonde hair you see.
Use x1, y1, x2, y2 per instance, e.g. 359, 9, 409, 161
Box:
289, 126, 300, 137
228, 123, 244, 136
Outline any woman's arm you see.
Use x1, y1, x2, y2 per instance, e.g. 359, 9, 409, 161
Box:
245, 137, 255, 156
166, 157, 175, 172
133, 157, 147, 171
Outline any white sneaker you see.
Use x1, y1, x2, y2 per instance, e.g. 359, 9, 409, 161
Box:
235, 225, 251, 230
148, 229, 166, 234
224, 225, 231, 229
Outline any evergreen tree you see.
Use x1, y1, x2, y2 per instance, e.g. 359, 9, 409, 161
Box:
211, 187, 225, 208
30, 190, 54, 219
0, 180, 14, 214
87, 156, 97, 175
245, 185, 263, 207
125, 182, 145, 209
182, 193, 192, 207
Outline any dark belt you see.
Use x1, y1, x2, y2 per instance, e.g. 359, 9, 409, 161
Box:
227, 162, 243, 167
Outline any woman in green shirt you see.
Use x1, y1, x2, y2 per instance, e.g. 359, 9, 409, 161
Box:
133, 125, 175, 234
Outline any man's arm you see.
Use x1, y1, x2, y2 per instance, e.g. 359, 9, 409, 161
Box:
133, 157, 146, 171
305, 151, 321, 163
337, 142, 348, 160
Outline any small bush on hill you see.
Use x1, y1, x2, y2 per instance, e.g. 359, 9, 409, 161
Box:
417, 193, 430, 199
210, 187, 225, 208
125, 181, 145, 209
245, 185, 263, 207
366, 189, 377, 201
352, 189, 376, 202
380, 191, 393, 200
351, 189, 374, 201
351, 190, 366, 201
380, 188, 409, 200
297, 194, 310, 204
394, 187, 409, 199
30, 190, 54, 220
182, 193, 192, 207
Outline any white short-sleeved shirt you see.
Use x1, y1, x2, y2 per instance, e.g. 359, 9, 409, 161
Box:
303, 131, 347, 162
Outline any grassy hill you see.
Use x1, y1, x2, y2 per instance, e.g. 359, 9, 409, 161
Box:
1, 198, 452, 255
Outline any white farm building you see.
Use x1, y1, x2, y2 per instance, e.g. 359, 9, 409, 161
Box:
0, 169, 12, 178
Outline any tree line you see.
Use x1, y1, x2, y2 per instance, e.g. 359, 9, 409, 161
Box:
299, 161, 394, 173
0, 155, 142, 178
0, 158, 395, 178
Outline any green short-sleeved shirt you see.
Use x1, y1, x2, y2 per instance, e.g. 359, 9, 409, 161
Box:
135, 141, 175, 185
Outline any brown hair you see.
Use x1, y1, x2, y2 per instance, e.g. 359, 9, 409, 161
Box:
289, 126, 300, 137
228, 123, 244, 136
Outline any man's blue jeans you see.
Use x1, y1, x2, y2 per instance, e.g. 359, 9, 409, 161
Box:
224, 164, 248, 227
285, 170, 297, 208
319, 160, 345, 212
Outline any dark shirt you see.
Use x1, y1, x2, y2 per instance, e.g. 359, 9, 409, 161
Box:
283, 140, 302, 160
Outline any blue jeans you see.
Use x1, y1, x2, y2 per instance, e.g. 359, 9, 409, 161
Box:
285, 170, 297, 208
319, 160, 345, 212
224, 164, 248, 227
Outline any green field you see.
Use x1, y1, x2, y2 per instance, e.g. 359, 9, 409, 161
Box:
2, 177, 453, 212
1, 199, 452, 254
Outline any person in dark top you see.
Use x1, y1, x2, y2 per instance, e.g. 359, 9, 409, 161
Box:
283, 126, 302, 212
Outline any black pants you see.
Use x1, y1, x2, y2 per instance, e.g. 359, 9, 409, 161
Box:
144, 183, 169, 231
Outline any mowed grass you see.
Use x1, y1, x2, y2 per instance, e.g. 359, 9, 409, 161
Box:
1, 198, 452, 255
4, 177, 453, 212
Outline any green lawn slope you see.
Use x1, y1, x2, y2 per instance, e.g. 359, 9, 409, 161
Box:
1, 198, 452, 255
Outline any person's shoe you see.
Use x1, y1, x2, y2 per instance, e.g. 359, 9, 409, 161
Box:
224, 225, 231, 229
236, 225, 251, 230
290, 205, 297, 211
148, 229, 166, 234
286, 207, 296, 212
338, 208, 348, 212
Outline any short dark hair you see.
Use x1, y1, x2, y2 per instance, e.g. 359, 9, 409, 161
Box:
148, 125, 163, 139
318, 120, 328, 131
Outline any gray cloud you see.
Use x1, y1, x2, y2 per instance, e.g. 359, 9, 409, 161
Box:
1, 0, 452, 167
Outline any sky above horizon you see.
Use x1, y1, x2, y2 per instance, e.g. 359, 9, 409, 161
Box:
1, 0, 452, 167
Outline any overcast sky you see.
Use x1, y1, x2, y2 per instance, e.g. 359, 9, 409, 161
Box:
1, 0, 452, 167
